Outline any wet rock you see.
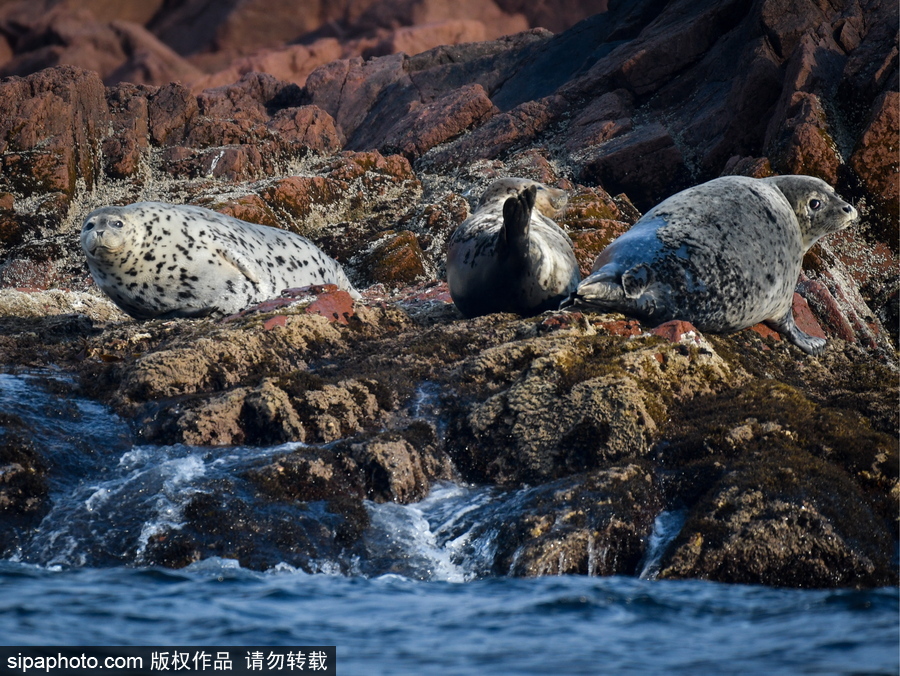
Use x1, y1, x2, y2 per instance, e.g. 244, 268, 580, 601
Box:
656, 381, 898, 587
140, 483, 368, 572
458, 463, 661, 577
0, 433, 49, 556
448, 326, 741, 486
248, 423, 453, 506
659, 454, 895, 588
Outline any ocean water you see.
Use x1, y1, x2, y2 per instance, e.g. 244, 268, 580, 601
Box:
0, 371, 897, 675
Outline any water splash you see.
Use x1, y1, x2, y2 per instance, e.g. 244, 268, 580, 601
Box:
638, 509, 688, 579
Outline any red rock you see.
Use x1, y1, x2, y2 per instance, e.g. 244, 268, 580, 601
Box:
147, 82, 198, 146
748, 323, 781, 342
563, 89, 634, 152
149, 0, 354, 71
211, 195, 279, 227
597, 319, 644, 337
721, 156, 775, 178
791, 292, 827, 341
102, 82, 152, 179
379, 84, 497, 159
796, 279, 856, 343
0, 7, 126, 80
493, 0, 606, 33
570, 225, 630, 278
258, 176, 349, 223
267, 106, 343, 153
305, 288, 356, 325
197, 72, 286, 122
199, 146, 265, 181
317, 151, 416, 182
425, 95, 567, 167
189, 40, 345, 92
365, 20, 490, 58
105, 20, 203, 86
540, 311, 585, 331
263, 315, 287, 331
651, 320, 701, 343
304, 53, 410, 146
769, 92, 840, 185
352, 0, 528, 41
0, 66, 107, 198
0, 32, 12, 68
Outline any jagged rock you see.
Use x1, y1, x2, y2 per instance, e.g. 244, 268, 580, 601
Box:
0, 1, 896, 589
0, 66, 107, 198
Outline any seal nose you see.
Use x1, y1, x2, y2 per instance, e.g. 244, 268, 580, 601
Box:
842, 204, 858, 219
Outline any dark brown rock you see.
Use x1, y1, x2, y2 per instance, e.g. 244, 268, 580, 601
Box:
358, 231, 428, 287
147, 82, 198, 146
577, 122, 691, 211
657, 380, 898, 587
0, 432, 49, 556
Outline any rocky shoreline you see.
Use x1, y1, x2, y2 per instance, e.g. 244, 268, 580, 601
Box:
0, 0, 897, 588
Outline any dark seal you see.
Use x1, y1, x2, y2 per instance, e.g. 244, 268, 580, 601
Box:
81, 201, 359, 319
446, 178, 580, 317
565, 175, 858, 355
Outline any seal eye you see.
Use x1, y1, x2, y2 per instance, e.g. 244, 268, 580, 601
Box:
83, 221, 95, 231
809, 199, 822, 211
111, 219, 124, 229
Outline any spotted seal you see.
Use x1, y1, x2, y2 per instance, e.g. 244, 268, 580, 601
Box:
81, 201, 360, 319
565, 175, 858, 355
446, 178, 581, 317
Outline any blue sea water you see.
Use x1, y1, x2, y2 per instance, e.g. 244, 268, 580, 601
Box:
0, 371, 897, 675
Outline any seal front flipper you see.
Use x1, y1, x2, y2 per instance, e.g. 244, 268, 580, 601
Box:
218, 247, 261, 285
765, 310, 826, 356
500, 185, 537, 260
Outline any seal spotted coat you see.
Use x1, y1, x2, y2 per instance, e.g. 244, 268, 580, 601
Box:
81, 201, 359, 319
565, 175, 858, 355
446, 178, 580, 317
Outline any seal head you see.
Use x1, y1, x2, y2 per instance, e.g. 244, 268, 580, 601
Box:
446, 178, 580, 317
81, 201, 360, 320
566, 175, 857, 355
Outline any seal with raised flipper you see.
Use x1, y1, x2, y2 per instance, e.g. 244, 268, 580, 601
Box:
81, 201, 360, 320
446, 178, 581, 317
564, 175, 858, 355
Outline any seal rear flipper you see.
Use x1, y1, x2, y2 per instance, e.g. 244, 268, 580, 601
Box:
765, 310, 826, 356
561, 266, 627, 310
500, 185, 537, 260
